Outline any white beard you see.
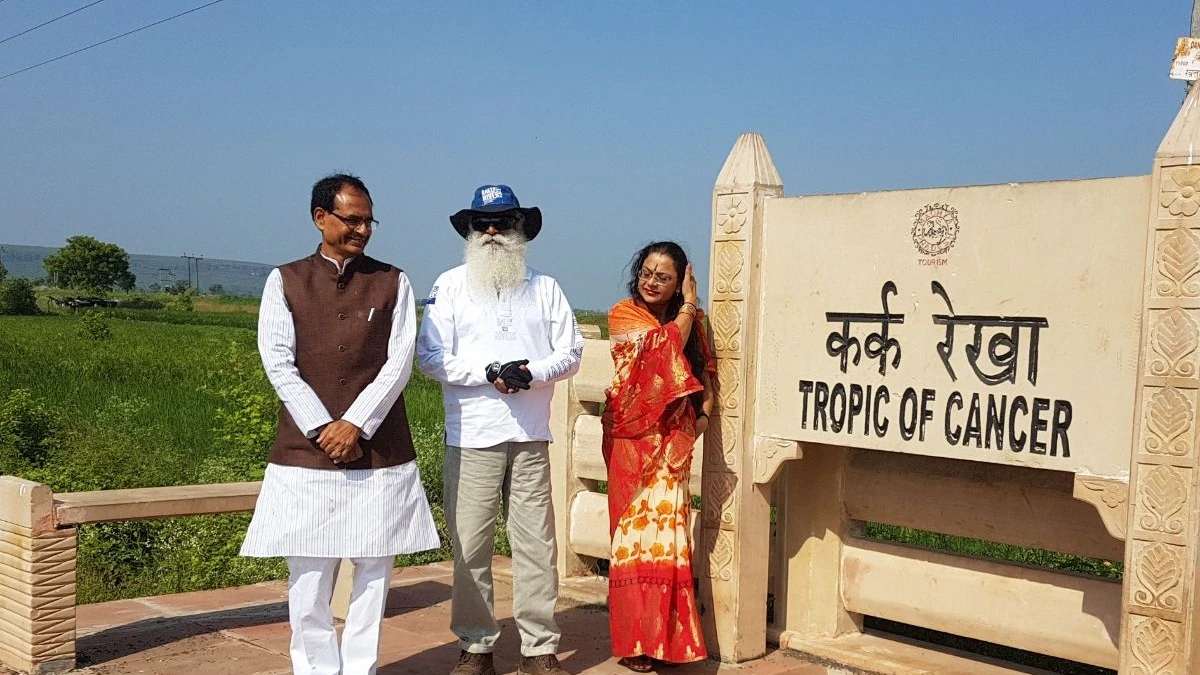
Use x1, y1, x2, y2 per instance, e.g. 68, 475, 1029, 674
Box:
464, 230, 528, 301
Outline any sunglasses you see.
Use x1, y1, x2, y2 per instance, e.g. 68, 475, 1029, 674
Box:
470, 212, 524, 233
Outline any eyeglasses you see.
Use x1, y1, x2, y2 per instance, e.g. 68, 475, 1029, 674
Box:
326, 211, 379, 232
470, 213, 523, 234
638, 268, 676, 286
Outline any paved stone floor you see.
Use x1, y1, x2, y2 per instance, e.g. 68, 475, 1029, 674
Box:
39, 558, 829, 675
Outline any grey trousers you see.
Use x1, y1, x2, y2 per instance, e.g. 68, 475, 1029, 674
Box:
444, 441, 560, 656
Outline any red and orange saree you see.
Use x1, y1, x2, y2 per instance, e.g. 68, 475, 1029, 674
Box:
601, 298, 714, 663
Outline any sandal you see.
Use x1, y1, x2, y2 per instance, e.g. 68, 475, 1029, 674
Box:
618, 656, 654, 673
651, 660, 679, 669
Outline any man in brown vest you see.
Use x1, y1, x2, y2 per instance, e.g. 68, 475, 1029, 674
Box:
241, 174, 439, 675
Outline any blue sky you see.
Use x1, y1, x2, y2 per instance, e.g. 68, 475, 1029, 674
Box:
0, 1, 1190, 309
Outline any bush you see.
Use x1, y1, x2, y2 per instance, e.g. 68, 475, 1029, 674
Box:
196, 340, 276, 482
76, 515, 287, 603
78, 311, 112, 341
0, 389, 61, 468
166, 290, 195, 312
0, 278, 39, 315
32, 396, 168, 493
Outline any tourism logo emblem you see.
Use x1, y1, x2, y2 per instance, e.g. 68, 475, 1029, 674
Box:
911, 203, 959, 258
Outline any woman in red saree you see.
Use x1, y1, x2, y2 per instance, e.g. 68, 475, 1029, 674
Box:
602, 242, 714, 671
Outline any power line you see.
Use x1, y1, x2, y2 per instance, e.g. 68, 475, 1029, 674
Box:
0, 0, 109, 48
0, 0, 229, 82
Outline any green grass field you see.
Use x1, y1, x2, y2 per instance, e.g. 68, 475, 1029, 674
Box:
0, 310, 452, 602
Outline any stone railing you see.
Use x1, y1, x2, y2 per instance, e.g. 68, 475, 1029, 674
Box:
0, 478, 368, 674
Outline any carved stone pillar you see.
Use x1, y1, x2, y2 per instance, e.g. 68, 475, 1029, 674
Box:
1121, 84, 1200, 673
698, 133, 782, 662
0, 477, 76, 675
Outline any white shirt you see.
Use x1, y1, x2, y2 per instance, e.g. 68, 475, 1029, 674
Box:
417, 264, 584, 448
257, 253, 417, 440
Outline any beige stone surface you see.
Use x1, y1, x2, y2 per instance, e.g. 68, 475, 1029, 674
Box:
777, 630, 1060, 675
844, 450, 1125, 560
0, 478, 55, 534
840, 537, 1119, 668
549, 377, 594, 578
773, 446, 859, 643
568, 338, 614, 404
698, 132, 781, 663
0, 481, 76, 675
53, 483, 261, 527
753, 176, 1150, 479
1119, 79, 1200, 674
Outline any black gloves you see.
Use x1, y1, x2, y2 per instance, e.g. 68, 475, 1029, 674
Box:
499, 359, 532, 390
486, 359, 532, 391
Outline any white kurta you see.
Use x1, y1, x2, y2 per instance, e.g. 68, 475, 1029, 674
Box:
240, 253, 439, 558
416, 265, 584, 448
241, 462, 440, 558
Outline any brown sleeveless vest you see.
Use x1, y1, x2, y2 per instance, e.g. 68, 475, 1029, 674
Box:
268, 249, 417, 470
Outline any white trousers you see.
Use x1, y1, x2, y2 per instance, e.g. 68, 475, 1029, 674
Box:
287, 556, 394, 675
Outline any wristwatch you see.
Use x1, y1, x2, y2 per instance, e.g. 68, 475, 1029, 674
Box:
485, 361, 502, 383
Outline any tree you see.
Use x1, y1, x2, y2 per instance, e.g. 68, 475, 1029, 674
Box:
0, 279, 39, 315
0, 258, 7, 284
43, 236, 135, 293
165, 280, 190, 295
208, 284, 225, 296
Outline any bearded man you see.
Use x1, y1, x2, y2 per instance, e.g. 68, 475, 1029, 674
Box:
417, 185, 583, 675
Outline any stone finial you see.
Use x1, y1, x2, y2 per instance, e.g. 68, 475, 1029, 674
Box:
1159, 83, 1200, 158
715, 133, 783, 190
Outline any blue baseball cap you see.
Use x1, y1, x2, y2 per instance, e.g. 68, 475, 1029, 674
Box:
450, 184, 542, 240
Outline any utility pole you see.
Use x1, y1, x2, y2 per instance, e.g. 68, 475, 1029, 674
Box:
180, 254, 204, 291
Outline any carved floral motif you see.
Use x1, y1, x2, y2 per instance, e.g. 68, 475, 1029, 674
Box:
1139, 466, 1188, 536
1161, 166, 1200, 217
702, 472, 737, 529
715, 241, 745, 295
1149, 308, 1199, 378
704, 416, 738, 470
1133, 542, 1184, 612
712, 301, 741, 353
717, 359, 740, 411
1157, 227, 1200, 297
752, 437, 802, 485
1130, 616, 1180, 674
707, 529, 734, 581
1146, 387, 1194, 457
1073, 477, 1128, 539
716, 195, 749, 235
